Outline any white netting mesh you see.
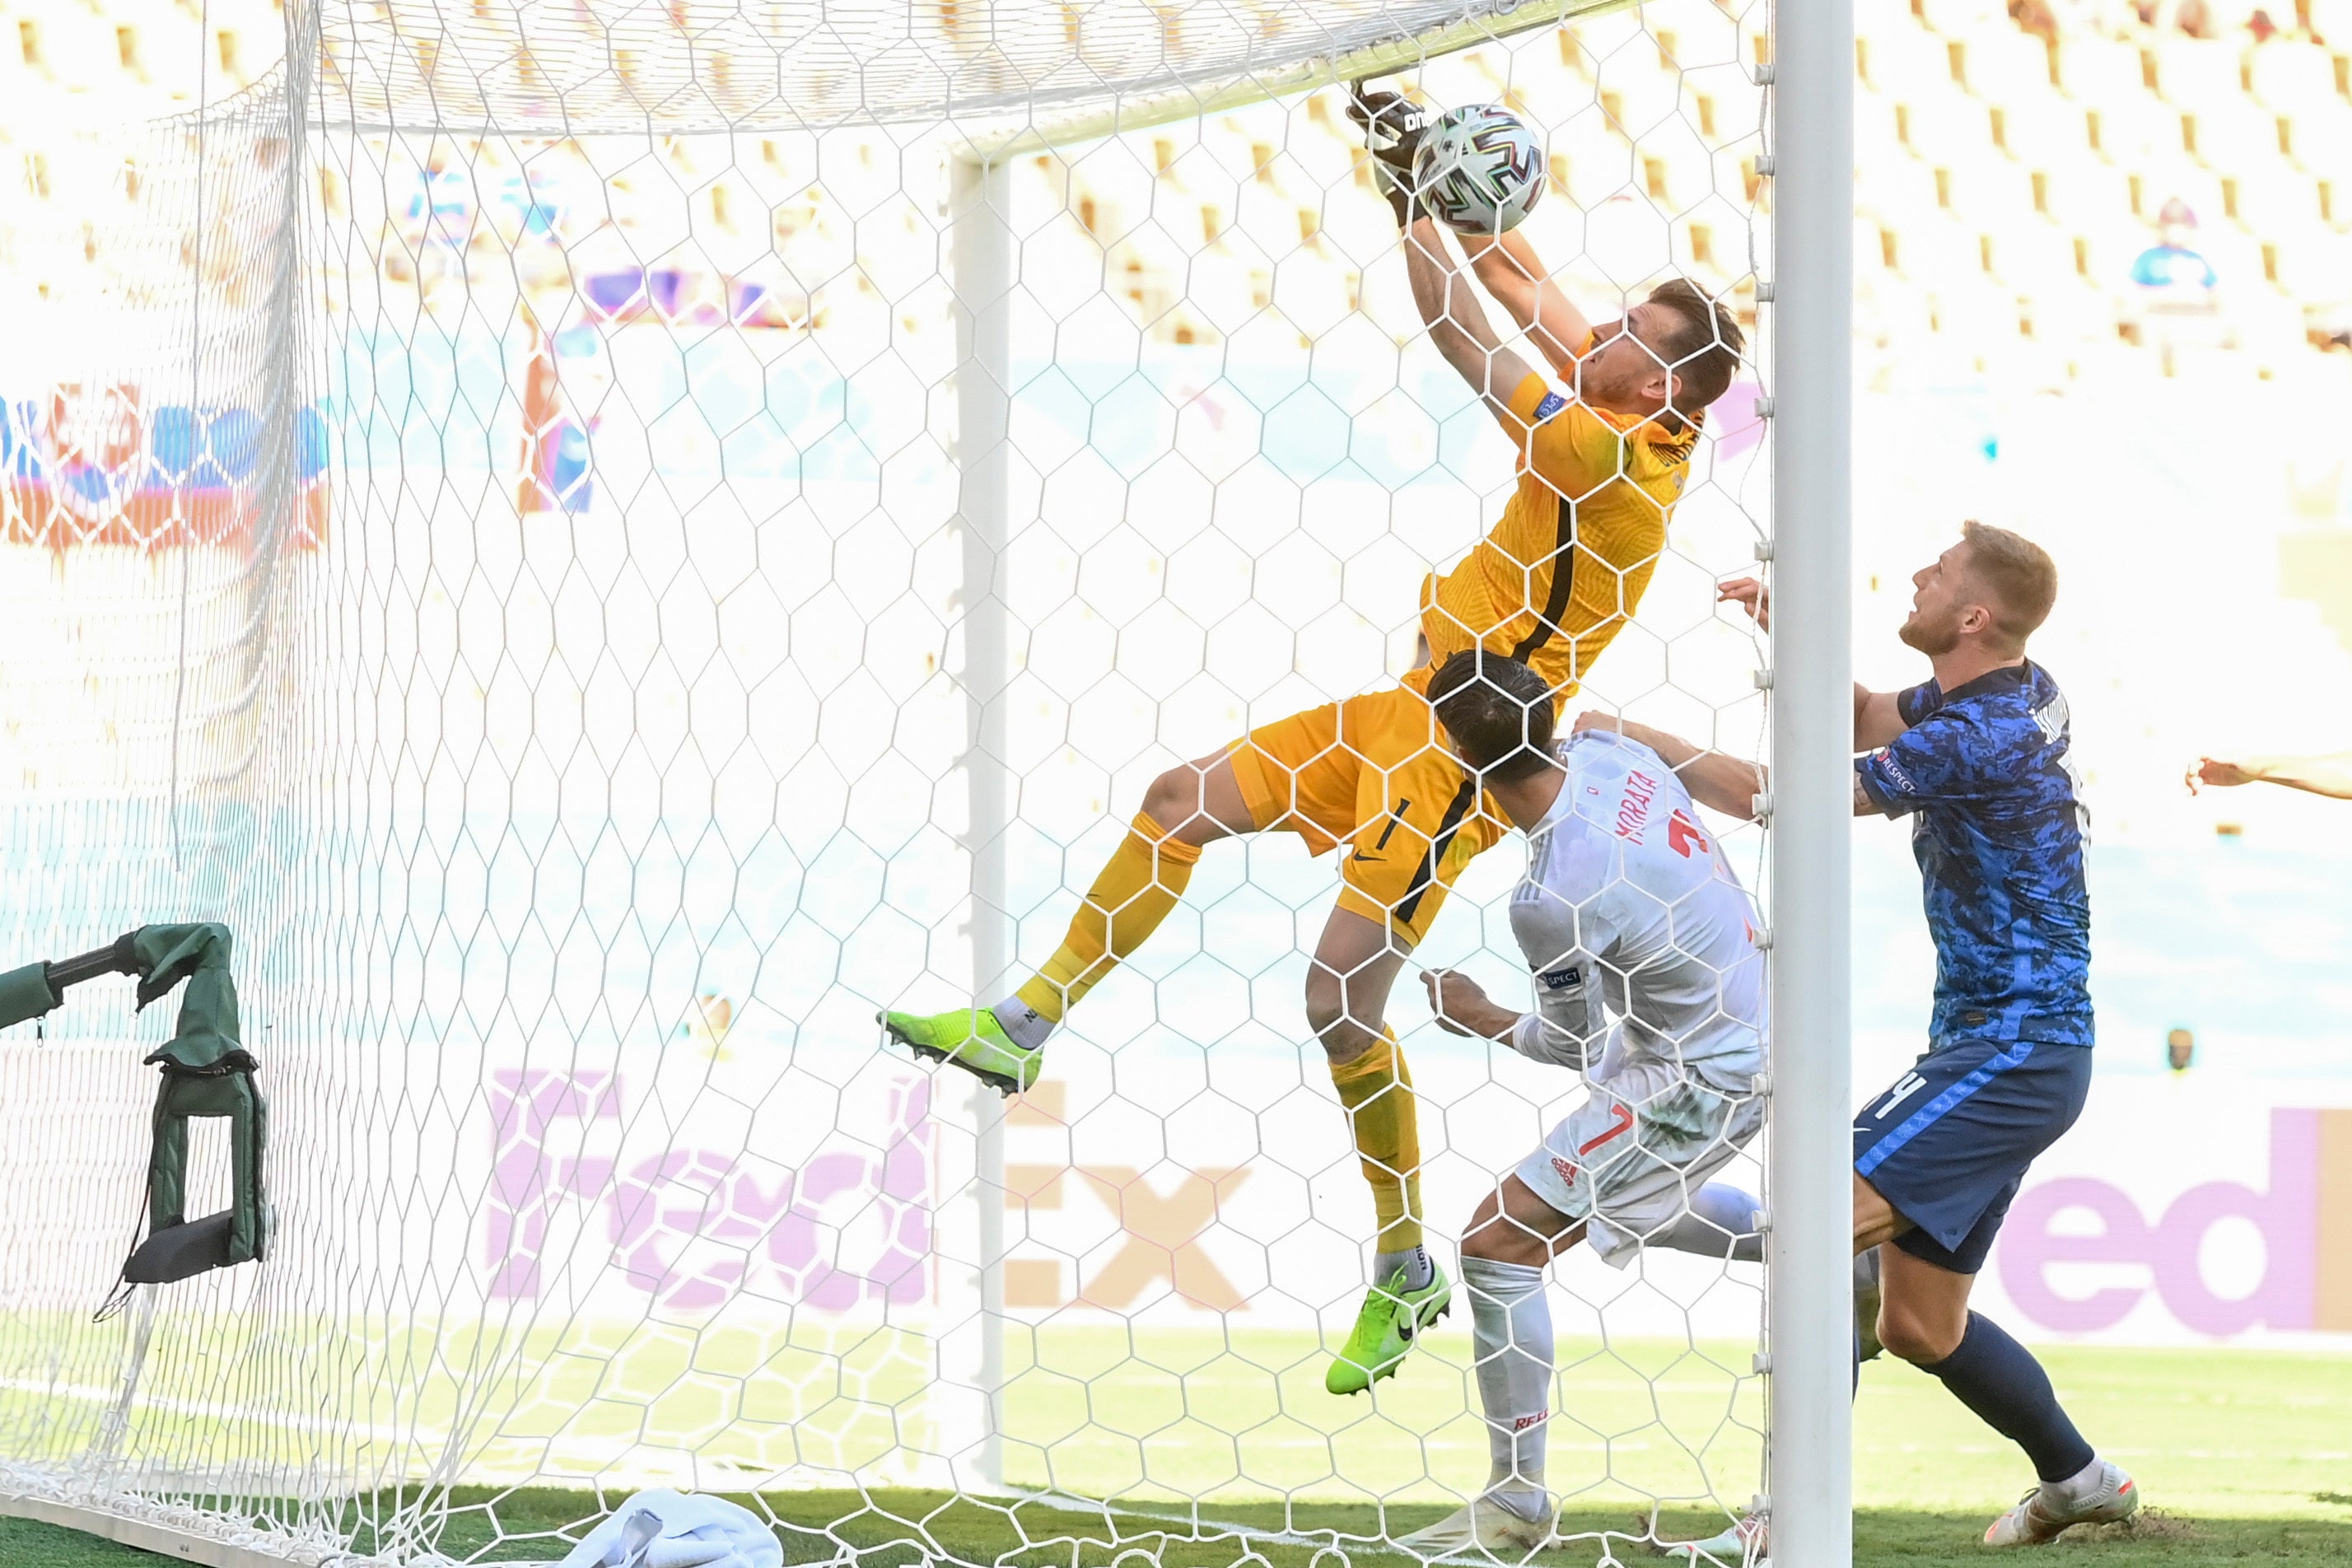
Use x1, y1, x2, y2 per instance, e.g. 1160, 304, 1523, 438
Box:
318, 0, 1623, 133
0, 1, 1777, 1561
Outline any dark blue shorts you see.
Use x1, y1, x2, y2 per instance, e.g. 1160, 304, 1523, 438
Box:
1852, 1038, 2093, 1275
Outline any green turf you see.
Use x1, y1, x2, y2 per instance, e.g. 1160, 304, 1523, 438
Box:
1, 1343, 2347, 1563
7, 1496, 2352, 1566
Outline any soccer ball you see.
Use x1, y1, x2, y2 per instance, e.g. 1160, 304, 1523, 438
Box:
1414, 105, 1546, 235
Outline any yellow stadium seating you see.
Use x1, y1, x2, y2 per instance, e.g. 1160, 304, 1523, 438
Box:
2, 0, 2346, 387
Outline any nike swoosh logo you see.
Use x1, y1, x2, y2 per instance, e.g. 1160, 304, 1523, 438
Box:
1350, 852, 1382, 862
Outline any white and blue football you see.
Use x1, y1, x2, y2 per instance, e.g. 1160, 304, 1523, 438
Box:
1414, 105, 1546, 235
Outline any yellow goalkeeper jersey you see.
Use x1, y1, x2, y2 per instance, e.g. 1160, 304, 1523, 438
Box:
1414, 368, 1700, 703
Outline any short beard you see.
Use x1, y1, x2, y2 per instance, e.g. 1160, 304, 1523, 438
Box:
1898, 614, 1962, 656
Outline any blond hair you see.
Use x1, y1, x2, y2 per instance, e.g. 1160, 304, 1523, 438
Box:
1960, 520, 2059, 650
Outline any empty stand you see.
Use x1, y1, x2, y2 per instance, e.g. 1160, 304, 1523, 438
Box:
1, 0, 2347, 396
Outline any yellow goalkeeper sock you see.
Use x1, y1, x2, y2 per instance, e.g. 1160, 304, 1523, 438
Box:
1328, 1030, 1425, 1255
1010, 811, 1201, 1029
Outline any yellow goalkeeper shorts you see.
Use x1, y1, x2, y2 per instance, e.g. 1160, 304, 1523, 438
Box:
1225, 682, 1503, 949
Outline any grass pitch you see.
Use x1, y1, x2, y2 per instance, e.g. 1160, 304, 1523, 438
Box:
2, 1343, 2347, 1565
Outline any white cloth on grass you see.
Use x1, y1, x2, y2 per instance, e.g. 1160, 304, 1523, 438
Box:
557, 1490, 782, 1568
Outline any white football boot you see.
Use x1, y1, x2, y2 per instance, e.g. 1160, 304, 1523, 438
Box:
1666, 1512, 1766, 1566
1982, 1460, 2140, 1546
1397, 1493, 1553, 1560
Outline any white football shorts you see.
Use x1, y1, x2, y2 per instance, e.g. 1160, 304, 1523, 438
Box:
1514, 1057, 1765, 1268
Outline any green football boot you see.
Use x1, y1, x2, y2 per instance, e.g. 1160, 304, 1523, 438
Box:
1326, 1260, 1453, 1395
879, 1007, 1042, 1097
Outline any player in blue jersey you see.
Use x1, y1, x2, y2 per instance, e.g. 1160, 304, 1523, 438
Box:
1585, 524, 2138, 1554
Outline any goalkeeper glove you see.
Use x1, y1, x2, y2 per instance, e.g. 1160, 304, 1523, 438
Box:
1348, 82, 1430, 229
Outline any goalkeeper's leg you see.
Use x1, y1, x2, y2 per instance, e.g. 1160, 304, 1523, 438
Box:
880, 750, 1248, 1094
1317, 687, 1500, 1393
1309, 909, 1452, 1394
885, 695, 1371, 1095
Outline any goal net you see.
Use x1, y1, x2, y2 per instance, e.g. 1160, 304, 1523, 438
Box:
0, 0, 1780, 1561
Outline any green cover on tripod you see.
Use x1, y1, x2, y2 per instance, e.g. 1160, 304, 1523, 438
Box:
124, 923, 270, 1283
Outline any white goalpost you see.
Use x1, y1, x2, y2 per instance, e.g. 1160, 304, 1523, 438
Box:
0, 0, 1850, 1561
1762, 0, 1855, 1563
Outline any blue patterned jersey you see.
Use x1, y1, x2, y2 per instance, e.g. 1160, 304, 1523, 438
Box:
1854, 661, 2093, 1047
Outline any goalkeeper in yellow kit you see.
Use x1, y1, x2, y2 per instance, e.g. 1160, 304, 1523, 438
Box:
885, 88, 1744, 1395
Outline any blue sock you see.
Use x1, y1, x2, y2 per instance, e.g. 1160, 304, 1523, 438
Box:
1921, 1312, 2094, 1482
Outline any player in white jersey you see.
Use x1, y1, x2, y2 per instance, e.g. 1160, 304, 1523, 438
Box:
1398, 652, 1767, 1556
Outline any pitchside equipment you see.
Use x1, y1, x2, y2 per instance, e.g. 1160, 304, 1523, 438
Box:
1415, 105, 1549, 236
0, 0, 1853, 1564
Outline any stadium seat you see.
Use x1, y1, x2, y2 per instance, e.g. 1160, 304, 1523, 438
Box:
2041, 160, 2140, 230
1860, 268, 1939, 351
1860, 150, 1946, 234
2272, 228, 2352, 307
2186, 98, 2286, 171
2051, 34, 2146, 105
1900, 85, 1996, 166
1581, 189, 1676, 286
1644, 0, 1734, 41
2088, 90, 2182, 162
1914, 0, 2008, 35
2147, 38, 2247, 114
1673, 208, 1742, 289
1986, 212, 2084, 294
1954, 26, 2056, 101
1321, 189, 1397, 268
1995, 86, 2097, 163
1682, 57, 1765, 148
1852, 0, 1915, 56
1734, 4, 1769, 77
1278, 109, 1358, 190
1854, 89, 1914, 181
2311, 0, 2352, 46
1861, 20, 1956, 96
1234, 184, 1307, 259
1897, 208, 1994, 291
2230, 165, 2326, 245
11, 0, 2349, 452
1635, 116, 1716, 211
1556, 7, 1647, 82
1929, 271, 2025, 344
2245, 40, 2342, 112
1270, 249, 1356, 342
2283, 101, 2352, 180
1945, 155, 2042, 231
2022, 274, 2123, 347
1592, 58, 1686, 142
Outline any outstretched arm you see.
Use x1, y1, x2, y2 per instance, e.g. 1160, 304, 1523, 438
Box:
2190, 754, 2352, 800
1573, 713, 1766, 819
1720, 576, 1909, 749
1573, 711, 1880, 819
1402, 217, 1542, 432
1458, 229, 1594, 378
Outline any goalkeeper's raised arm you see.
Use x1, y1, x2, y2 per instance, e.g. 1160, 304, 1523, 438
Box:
1346, 85, 1592, 376
1400, 217, 1542, 430
1456, 229, 1594, 378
